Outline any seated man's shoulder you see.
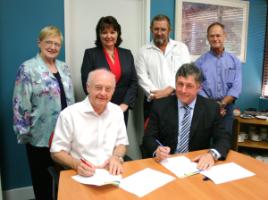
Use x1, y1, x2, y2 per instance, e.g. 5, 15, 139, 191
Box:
198, 95, 218, 109
61, 100, 85, 114
153, 95, 176, 107
107, 102, 124, 113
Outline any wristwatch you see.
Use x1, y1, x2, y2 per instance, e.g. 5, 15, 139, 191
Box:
208, 149, 218, 161
217, 100, 226, 108
113, 154, 124, 163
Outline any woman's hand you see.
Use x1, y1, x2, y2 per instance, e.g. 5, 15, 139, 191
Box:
119, 103, 129, 112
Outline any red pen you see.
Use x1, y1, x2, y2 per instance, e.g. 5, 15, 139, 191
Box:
80, 158, 92, 168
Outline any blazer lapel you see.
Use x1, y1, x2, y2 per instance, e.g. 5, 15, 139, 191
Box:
97, 48, 110, 69
189, 96, 204, 139
170, 96, 179, 138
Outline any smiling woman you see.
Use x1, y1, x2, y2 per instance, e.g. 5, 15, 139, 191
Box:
12, 25, 75, 199
80, 16, 138, 126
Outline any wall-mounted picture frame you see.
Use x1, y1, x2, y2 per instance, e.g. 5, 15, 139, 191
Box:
175, 0, 249, 62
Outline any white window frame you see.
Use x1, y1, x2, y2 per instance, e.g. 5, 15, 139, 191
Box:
175, 0, 249, 62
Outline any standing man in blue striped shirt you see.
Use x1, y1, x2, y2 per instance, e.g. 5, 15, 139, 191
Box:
195, 22, 242, 136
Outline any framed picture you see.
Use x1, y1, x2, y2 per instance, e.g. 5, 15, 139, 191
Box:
175, 0, 249, 62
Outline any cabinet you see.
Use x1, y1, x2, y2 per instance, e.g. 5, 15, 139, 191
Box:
233, 116, 268, 151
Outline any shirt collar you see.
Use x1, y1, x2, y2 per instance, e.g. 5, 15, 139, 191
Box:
81, 97, 110, 115
209, 48, 226, 58
147, 38, 176, 50
36, 53, 62, 75
177, 98, 197, 110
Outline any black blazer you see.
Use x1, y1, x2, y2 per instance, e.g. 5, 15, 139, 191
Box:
81, 47, 138, 108
142, 95, 231, 159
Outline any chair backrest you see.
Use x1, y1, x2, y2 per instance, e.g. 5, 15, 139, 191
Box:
48, 131, 54, 148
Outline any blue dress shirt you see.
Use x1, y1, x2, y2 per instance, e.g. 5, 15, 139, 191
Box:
195, 50, 242, 100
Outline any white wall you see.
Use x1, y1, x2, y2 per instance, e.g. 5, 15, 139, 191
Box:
64, 0, 150, 159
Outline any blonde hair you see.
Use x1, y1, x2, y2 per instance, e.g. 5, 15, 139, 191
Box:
38, 25, 63, 43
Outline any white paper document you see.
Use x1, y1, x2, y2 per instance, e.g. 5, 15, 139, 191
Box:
72, 169, 122, 186
160, 156, 199, 178
119, 168, 175, 197
200, 162, 255, 184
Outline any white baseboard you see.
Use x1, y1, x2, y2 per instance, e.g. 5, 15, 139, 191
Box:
3, 186, 35, 200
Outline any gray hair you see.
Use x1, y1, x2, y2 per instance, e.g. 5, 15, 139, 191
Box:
86, 68, 116, 86
175, 63, 203, 84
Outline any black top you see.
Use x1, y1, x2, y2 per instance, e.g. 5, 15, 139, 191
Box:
53, 72, 67, 110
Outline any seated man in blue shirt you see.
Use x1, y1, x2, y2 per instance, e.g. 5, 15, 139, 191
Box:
142, 63, 231, 170
195, 22, 242, 136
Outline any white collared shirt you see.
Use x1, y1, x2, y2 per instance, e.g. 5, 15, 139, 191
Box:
50, 97, 129, 166
135, 39, 191, 96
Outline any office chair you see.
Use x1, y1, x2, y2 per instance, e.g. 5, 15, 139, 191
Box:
48, 166, 59, 200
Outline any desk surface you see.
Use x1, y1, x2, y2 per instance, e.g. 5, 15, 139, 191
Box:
58, 150, 268, 200
235, 116, 268, 126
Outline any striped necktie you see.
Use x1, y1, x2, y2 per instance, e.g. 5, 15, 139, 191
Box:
177, 105, 191, 153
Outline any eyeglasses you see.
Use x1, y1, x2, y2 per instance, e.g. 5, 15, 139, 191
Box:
43, 40, 61, 48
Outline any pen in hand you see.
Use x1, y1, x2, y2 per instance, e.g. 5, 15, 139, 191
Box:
156, 139, 164, 146
79, 158, 95, 176
80, 158, 94, 168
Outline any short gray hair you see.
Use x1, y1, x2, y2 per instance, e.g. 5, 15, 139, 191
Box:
86, 68, 116, 86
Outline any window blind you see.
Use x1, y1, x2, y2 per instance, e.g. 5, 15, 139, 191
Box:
182, 2, 244, 57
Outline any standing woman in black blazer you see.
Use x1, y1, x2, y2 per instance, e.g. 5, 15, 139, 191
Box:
81, 16, 138, 125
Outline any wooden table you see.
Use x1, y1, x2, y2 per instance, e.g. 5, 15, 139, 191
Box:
233, 116, 268, 150
58, 150, 268, 200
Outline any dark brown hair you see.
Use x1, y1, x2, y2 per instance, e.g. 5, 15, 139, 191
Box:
175, 63, 203, 84
95, 16, 122, 47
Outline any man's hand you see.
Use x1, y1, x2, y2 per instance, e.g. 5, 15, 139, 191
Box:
98, 156, 124, 175
150, 87, 174, 100
217, 101, 227, 117
109, 155, 124, 175
220, 108, 226, 116
192, 153, 215, 170
77, 159, 96, 177
154, 146, 171, 162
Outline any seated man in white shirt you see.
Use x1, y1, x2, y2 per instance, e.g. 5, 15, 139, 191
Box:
50, 69, 129, 176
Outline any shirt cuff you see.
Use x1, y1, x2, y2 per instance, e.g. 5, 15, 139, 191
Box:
210, 149, 221, 160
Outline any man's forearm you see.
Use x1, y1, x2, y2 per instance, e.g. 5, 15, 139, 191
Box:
51, 151, 79, 170
221, 96, 235, 107
112, 144, 126, 158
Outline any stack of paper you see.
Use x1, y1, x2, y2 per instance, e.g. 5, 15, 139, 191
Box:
200, 162, 255, 184
119, 168, 175, 197
160, 156, 199, 178
72, 169, 122, 186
